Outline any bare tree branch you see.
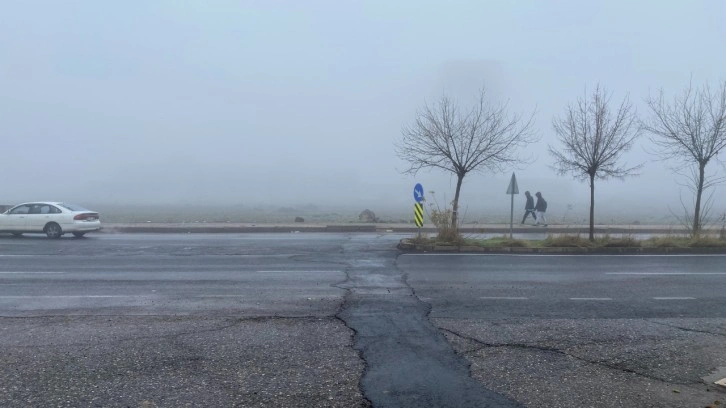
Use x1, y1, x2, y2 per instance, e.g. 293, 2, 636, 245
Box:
642, 80, 726, 236
396, 89, 538, 227
549, 85, 642, 240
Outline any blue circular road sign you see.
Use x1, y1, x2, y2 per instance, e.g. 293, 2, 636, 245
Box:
413, 183, 424, 202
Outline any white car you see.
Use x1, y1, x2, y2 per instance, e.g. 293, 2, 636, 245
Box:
0, 202, 101, 238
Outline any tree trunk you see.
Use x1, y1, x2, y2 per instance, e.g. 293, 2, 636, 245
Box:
693, 163, 706, 238
589, 173, 595, 242
451, 173, 464, 228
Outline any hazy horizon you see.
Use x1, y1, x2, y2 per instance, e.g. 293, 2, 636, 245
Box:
2, 1, 725, 223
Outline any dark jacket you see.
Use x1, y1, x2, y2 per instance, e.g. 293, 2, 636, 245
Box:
525, 195, 534, 210
535, 196, 547, 212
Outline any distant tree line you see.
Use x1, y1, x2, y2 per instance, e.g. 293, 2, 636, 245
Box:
396, 80, 726, 240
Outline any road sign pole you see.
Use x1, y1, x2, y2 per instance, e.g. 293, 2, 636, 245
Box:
413, 184, 425, 240
418, 208, 422, 240
415, 203, 423, 240
510, 192, 514, 239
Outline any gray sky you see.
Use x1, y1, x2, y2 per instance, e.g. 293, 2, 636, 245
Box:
1, 1, 725, 220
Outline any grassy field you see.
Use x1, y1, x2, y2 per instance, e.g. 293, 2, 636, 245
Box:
87, 203, 696, 226
91, 204, 376, 224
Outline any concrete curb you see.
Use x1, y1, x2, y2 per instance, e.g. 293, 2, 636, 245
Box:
397, 239, 726, 255
383, 226, 694, 234
100, 224, 378, 234
98, 223, 716, 235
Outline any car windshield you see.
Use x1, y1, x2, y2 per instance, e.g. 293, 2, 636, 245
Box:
8, 205, 30, 215
57, 203, 90, 212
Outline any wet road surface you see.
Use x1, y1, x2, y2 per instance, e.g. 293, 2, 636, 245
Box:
1, 233, 726, 407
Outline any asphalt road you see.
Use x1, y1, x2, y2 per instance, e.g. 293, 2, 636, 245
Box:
1, 233, 726, 407
399, 253, 726, 407
0, 233, 370, 408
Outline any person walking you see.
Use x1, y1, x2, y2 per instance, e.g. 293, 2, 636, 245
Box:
534, 191, 548, 226
521, 191, 537, 224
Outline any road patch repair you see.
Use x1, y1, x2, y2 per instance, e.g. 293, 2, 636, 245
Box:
335, 239, 521, 407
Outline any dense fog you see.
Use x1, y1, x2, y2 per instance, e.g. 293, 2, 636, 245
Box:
1, 1, 725, 223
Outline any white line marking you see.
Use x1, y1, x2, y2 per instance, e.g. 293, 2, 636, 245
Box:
256, 270, 341, 273
480, 296, 529, 300
0, 272, 66, 274
570, 297, 613, 301
0, 295, 142, 299
195, 295, 244, 298
610, 272, 726, 275
402, 253, 726, 257
653, 297, 696, 300
195, 294, 339, 298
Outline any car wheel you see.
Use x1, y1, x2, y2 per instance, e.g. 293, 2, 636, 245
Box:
11, 232, 23, 237
72, 232, 86, 238
44, 223, 63, 239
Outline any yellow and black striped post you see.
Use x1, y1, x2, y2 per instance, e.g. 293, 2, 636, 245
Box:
414, 202, 424, 229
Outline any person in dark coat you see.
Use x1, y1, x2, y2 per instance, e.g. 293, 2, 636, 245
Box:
534, 191, 548, 226
521, 191, 537, 224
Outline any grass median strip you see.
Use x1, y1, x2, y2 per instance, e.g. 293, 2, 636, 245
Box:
407, 233, 726, 249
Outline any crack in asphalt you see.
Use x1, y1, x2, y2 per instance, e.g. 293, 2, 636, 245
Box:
646, 319, 726, 337
333, 238, 375, 408
334, 239, 522, 407
334, 307, 374, 408
440, 327, 699, 386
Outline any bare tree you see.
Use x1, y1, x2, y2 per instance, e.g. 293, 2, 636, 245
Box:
642, 80, 726, 237
671, 175, 718, 236
396, 89, 536, 227
550, 85, 641, 241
